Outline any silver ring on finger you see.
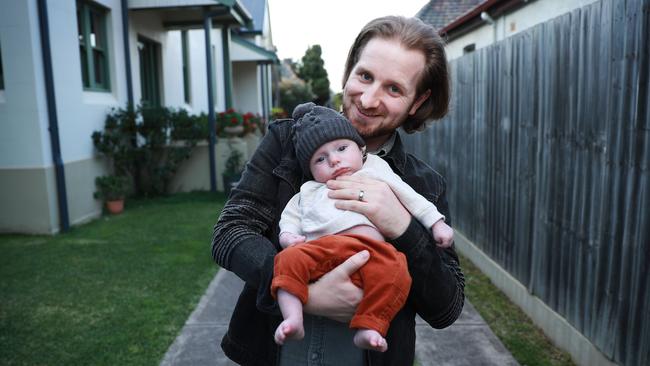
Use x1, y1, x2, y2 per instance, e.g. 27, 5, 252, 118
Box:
358, 189, 365, 202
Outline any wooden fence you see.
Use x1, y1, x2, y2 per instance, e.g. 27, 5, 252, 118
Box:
403, 0, 649, 364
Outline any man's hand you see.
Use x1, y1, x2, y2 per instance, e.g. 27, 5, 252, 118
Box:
304, 250, 369, 322
327, 175, 411, 239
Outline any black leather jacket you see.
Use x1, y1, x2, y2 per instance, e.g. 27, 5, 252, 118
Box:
212, 119, 465, 366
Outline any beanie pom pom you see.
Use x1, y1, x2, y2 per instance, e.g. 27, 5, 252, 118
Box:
292, 102, 316, 120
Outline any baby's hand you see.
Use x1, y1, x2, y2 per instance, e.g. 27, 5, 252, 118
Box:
279, 232, 306, 248
432, 220, 454, 248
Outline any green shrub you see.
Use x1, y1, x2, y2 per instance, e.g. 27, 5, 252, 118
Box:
93, 175, 130, 201
92, 105, 206, 198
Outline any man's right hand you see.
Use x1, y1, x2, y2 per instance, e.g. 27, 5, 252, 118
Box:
303, 250, 369, 322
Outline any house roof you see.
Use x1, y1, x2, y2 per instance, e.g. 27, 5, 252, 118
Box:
237, 0, 266, 33
129, 0, 253, 30
231, 34, 279, 63
416, 0, 484, 31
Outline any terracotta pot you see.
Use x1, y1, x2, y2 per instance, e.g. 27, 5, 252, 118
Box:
106, 200, 124, 215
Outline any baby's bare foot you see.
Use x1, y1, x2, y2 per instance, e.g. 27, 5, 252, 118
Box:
274, 318, 305, 345
353, 329, 388, 352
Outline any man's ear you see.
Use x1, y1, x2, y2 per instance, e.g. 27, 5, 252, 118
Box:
409, 89, 432, 115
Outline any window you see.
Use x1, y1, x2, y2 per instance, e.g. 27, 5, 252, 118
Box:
0, 44, 4, 90
77, 1, 110, 91
181, 30, 191, 104
138, 36, 161, 107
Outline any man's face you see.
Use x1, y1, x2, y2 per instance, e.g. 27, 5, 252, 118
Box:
309, 139, 364, 183
342, 37, 430, 150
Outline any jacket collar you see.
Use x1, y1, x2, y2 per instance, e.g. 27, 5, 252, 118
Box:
382, 132, 408, 176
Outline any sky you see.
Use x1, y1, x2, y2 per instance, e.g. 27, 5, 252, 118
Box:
267, 0, 427, 93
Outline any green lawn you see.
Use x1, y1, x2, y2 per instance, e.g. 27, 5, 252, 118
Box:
0, 192, 224, 365
1, 191, 574, 366
461, 253, 575, 366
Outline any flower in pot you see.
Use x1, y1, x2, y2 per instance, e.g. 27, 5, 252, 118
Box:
223, 148, 244, 196
94, 175, 130, 214
217, 108, 244, 137
242, 112, 263, 136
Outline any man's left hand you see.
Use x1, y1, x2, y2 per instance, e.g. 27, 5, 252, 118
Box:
326, 175, 410, 239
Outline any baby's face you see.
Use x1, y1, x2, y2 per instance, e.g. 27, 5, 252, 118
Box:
309, 138, 364, 183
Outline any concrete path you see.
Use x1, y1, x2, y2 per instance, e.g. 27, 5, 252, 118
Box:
161, 269, 518, 366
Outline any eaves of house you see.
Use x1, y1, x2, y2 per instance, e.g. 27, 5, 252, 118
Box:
434, 0, 532, 42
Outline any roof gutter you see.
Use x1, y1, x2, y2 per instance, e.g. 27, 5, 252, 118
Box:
37, 0, 70, 232
440, 0, 529, 37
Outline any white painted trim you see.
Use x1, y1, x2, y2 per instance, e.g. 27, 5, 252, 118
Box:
82, 90, 119, 105
454, 231, 617, 366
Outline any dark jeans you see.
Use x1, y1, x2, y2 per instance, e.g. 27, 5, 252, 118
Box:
279, 314, 364, 366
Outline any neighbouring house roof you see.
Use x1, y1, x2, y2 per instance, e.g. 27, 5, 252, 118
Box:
279, 59, 303, 83
416, 0, 484, 31
418, 0, 530, 41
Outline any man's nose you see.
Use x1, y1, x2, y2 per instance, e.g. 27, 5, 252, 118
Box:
360, 84, 381, 109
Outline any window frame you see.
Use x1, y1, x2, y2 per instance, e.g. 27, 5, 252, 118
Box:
0, 43, 4, 90
77, 0, 111, 92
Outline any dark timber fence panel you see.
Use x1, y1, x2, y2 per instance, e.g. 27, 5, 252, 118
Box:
404, 0, 649, 364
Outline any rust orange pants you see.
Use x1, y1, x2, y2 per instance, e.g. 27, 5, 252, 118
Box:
271, 234, 412, 336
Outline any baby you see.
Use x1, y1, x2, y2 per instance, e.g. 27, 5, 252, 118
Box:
271, 103, 453, 352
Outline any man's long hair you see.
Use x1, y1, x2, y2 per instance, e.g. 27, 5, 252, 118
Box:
342, 16, 450, 132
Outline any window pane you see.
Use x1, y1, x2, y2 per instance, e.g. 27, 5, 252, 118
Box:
93, 49, 105, 87
80, 45, 89, 87
90, 10, 105, 50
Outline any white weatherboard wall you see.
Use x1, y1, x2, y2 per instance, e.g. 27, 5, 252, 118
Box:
0, 0, 125, 233
185, 28, 226, 114
0, 0, 48, 169
232, 61, 260, 114
445, 0, 600, 60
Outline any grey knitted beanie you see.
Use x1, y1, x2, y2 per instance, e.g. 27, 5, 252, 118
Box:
291, 102, 365, 175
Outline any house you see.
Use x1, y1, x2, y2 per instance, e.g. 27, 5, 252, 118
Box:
417, 0, 600, 59
0, 0, 278, 234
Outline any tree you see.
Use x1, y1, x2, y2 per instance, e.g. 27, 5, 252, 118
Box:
278, 79, 315, 117
297, 45, 331, 105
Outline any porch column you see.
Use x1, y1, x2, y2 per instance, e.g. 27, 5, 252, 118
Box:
204, 13, 217, 192
221, 26, 233, 109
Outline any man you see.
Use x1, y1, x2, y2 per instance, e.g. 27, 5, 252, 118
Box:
212, 15, 465, 366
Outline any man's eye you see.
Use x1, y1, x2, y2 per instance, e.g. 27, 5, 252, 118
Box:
389, 85, 401, 94
361, 72, 372, 81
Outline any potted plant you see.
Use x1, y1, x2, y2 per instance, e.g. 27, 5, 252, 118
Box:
217, 108, 244, 137
222, 148, 244, 196
94, 175, 130, 214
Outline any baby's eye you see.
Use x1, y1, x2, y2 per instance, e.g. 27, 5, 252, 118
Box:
314, 156, 325, 164
338, 145, 348, 152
